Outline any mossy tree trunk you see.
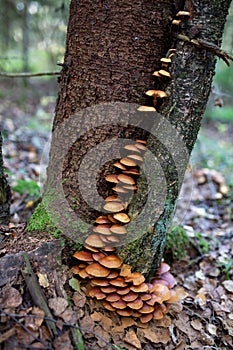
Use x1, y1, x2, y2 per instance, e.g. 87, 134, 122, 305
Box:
0, 131, 11, 224
46, 0, 231, 279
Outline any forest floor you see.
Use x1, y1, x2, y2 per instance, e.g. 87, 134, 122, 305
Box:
0, 79, 232, 350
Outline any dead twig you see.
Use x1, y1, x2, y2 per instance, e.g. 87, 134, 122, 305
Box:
0, 71, 60, 78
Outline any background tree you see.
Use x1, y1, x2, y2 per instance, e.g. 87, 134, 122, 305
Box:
41, 0, 232, 278
0, 131, 11, 224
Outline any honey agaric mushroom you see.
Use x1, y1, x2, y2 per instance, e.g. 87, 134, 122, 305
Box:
111, 299, 127, 309
71, 266, 81, 274
106, 293, 121, 302
145, 90, 167, 99
123, 169, 140, 176
124, 144, 141, 153
176, 10, 190, 17
89, 287, 106, 300
86, 262, 110, 277
105, 195, 121, 202
110, 224, 127, 235
130, 283, 148, 293
113, 161, 127, 170
105, 174, 119, 183
141, 293, 152, 301
85, 234, 105, 248
73, 251, 93, 262
93, 224, 112, 235
116, 287, 131, 295
140, 313, 153, 323
153, 308, 164, 320
109, 277, 128, 288
120, 264, 132, 277
117, 309, 133, 317
103, 202, 125, 213
125, 272, 145, 286
160, 57, 172, 64
100, 286, 117, 294
145, 294, 158, 306
91, 278, 109, 287
95, 216, 111, 224
132, 311, 141, 318
107, 214, 120, 223
136, 139, 147, 144
122, 185, 137, 191
135, 143, 147, 151
92, 252, 106, 261
166, 289, 179, 303
118, 174, 136, 185
158, 69, 171, 78
121, 291, 138, 302
120, 157, 137, 167
101, 246, 116, 252
98, 255, 122, 269
128, 154, 143, 162
113, 213, 130, 223
159, 271, 176, 288
78, 269, 90, 279
103, 301, 116, 311
106, 271, 119, 279
153, 284, 171, 303
112, 186, 128, 194
106, 235, 120, 243
139, 304, 154, 314
172, 19, 181, 26
127, 298, 143, 310
137, 106, 156, 112
152, 278, 170, 287
156, 262, 171, 275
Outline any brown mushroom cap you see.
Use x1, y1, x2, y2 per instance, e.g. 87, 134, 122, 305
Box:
106, 293, 121, 302
159, 271, 176, 288
71, 266, 81, 274
118, 174, 136, 185
116, 309, 133, 317
145, 294, 158, 306
160, 57, 172, 64
98, 254, 122, 269
85, 234, 105, 248
86, 262, 110, 277
92, 252, 106, 261
103, 202, 125, 213
122, 185, 137, 191
73, 251, 93, 262
100, 286, 117, 294
128, 154, 143, 162
135, 143, 147, 151
139, 304, 155, 314
140, 313, 153, 323
158, 69, 171, 78
117, 287, 131, 295
110, 224, 127, 235
105, 235, 120, 243
112, 186, 128, 194
153, 284, 171, 303
176, 10, 190, 17
121, 291, 138, 302
153, 307, 164, 320
156, 262, 171, 275
84, 245, 99, 252
109, 277, 128, 288
103, 301, 116, 311
93, 224, 112, 235
152, 278, 170, 287
78, 269, 90, 279
91, 278, 109, 287
101, 246, 116, 253
124, 144, 141, 153
120, 158, 137, 167
146, 90, 168, 98
136, 139, 147, 144
140, 293, 152, 301
130, 283, 148, 293
123, 169, 140, 176
105, 195, 121, 202
127, 298, 143, 310
137, 106, 156, 112
105, 174, 119, 183
95, 216, 111, 224
111, 300, 127, 309
166, 289, 179, 303
106, 271, 119, 279
172, 19, 181, 26
89, 287, 106, 300
107, 214, 120, 223
125, 272, 145, 286
113, 162, 127, 170
113, 213, 130, 223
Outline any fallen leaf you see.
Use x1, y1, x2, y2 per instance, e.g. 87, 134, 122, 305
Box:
69, 277, 81, 292
53, 330, 73, 350
0, 287, 22, 308
141, 327, 170, 344
60, 309, 77, 325
223, 280, 233, 293
48, 297, 68, 316
79, 315, 95, 338
72, 292, 86, 308
24, 307, 45, 331
195, 291, 207, 306
94, 325, 111, 348
176, 287, 189, 300
124, 330, 141, 349
191, 319, 202, 331
206, 323, 217, 336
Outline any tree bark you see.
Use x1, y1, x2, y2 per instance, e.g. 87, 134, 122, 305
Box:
45, 0, 231, 278
0, 131, 11, 225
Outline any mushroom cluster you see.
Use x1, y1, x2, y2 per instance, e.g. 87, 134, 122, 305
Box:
72, 250, 178, 323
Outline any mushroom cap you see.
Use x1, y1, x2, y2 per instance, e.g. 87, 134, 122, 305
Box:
109, 277, 128, 288
160, 58, 172, 64
130, 283, 149, 293
103, 202, 125, 213
113, 213, 130, 223
127, 298, 143, 310
106, 271, 119, 279
156, 262, 171, 275
146, 90, 167, 98
107, 214, 120, 223
116, 309, 133, 317
135, 143, 147, 151
93, 224, 112, 235
110, 224, 127, 235
141, 293, 153, 301
136, 139, 147, 144
152, 278, 170, 287
124, 144, 141, 153
137, 106, 156, 112
101, 246, 116, 253
112, 186, 129, 194
89, 287, 106, 300
176, 10, 190, 17
153, 307, 164, 320
159, 271, 176, 288
113, 162, 127, 170
125, 272, 145, 286
120, 158, 137, 167
86, 262, 110, 277
103, 301, 116, 311
105, 195, 121, 202
128, 154, 143, 162
158, 70, 171, 78
95, 216, 111, 224
116, 287, 131, 295
106, 293, 121, 302
73, 251, 93, 262
166, 289, 179, 303
83, 245, 100, 253
111, 300, 127, 309
172, 19, 181, 25
105, 174, 119, 183
118, 174, 136, 185
92, 252, 106, 261
139, 304, 155, 314
98, 254, 122, 269
123, 169, 140, 176
100, 286, 117, 294
122, 185, 137, 191
140, 313, 153, 323
122, 291, 138, 302
71, 266, 81, 274
91, 278, 109, 287
153, 284, 171, 303
120, 264, 132, 277
145, 294, 158, 306
78, 268, 90, 279
85, 234, 105, 248
105, 235, 120, 243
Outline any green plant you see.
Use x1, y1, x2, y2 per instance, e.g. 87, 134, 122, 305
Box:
13, 179, 40, 197
217, 259, 232, 280
194, 232, 210, 254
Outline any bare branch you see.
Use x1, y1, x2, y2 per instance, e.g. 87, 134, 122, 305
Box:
0, 71, 60, 78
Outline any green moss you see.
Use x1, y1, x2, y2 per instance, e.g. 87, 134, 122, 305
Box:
194, 232, 210, 254
165, 225, 190, 259
27, 202, 61, 238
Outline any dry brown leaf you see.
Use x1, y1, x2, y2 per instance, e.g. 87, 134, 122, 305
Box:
206, 323, 217, 336
60, 309, 77, 325
194, 291, 207, 306
48, 297, 68, 316
122, 317, 137, 328
24, 307, 45, 331
37, 272, 49, 288
141, 327, 170, 344
190, 319, 202, 331
79, 315, 95, 338
152, 315, 171, 327
15, 324, 38, 346
123, 330, 141, 349
175, 287, 189, 300
94, 325, 111, 348
53, 330, 73, 350
91, 311, 102, 322
72, 292, 86, 308
0, 287, 22, 308
223, 280, 233, 293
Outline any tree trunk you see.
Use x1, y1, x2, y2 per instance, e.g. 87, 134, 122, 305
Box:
0, 131, 11, 224
45, 0, 231, 278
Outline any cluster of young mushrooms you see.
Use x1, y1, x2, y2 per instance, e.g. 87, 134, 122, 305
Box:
71, 11, 190, 323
